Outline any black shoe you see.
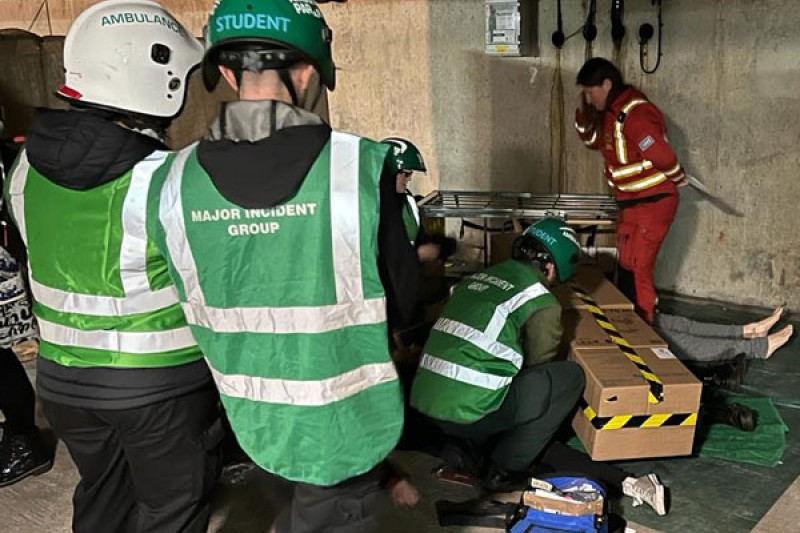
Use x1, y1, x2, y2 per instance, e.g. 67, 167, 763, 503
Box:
704, 402, 757, 432
0, 432, 54, 487
440, 438, 483, 477
218, 460, 258, 486
480, 465, 529, 493
435, 498, 516, 528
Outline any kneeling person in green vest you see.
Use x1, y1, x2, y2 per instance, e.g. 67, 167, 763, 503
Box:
410, 217, 586, 492
147, 1, 420, 532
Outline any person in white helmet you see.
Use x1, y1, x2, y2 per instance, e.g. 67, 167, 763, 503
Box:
4, 2, 221, 532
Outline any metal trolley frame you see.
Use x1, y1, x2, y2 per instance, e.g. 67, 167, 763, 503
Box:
417, 190, 619, 266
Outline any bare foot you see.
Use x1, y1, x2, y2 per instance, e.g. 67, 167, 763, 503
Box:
743, 307, 784, 338
389, 478, 420, 508
765, 325, 793, 359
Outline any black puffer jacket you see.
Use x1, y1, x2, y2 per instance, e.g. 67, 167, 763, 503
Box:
17, 108, 212, 410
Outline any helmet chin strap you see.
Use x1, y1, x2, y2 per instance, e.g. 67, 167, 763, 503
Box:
277, 68, 299, 106
301, 68, 325, 113
279, 66, 325, 112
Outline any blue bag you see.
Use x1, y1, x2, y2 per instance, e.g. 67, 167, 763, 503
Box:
508, 476, 608, 533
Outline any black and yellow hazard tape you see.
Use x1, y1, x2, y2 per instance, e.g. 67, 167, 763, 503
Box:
578, 399, 697, 430
571, 284, 664, 403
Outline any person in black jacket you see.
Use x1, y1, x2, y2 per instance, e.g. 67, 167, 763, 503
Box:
147, 2, 421, 531
4, 3, 223, 532
0, 136, 54, 487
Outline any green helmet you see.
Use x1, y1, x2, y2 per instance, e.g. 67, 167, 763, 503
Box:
512, 217, 581, 282
204, 0, 335, 90
381, 137, 427, 173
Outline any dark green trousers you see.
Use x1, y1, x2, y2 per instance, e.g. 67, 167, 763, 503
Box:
437, 361, 585, 473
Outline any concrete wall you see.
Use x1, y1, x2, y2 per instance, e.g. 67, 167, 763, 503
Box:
2, 0, 798, 308
326, 0, 800, 309
325, 0, 437, 195
0, 0, 209, 36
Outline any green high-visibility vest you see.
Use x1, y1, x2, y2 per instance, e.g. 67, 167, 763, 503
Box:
402, 192, 420, 245
4, 149, 200, 368
410, 260, 557, 423
147, 131, 404, 486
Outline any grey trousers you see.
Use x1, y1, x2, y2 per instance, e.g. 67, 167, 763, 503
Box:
653, 313, 767, 362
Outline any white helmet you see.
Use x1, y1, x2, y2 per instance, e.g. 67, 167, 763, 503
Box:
57, 0, 203, 118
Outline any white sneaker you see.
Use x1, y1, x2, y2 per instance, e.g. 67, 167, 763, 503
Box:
622, 473, 667, 516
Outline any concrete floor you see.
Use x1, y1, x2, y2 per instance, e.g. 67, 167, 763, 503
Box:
1, 436, 795, 533
0, 429, 668, 533
1, 373, 795, 533
2, 297, 799, 532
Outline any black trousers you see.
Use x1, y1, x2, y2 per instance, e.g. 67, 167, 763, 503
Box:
42, 385, 223, 533
438, 362, 586, 473
273, 466, 382, 533
0, 346, 36, 434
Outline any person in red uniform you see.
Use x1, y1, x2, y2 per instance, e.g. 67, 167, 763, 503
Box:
574, 57, 686, 323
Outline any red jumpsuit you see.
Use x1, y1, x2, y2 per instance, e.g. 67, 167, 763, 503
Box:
575, 87, 684, 323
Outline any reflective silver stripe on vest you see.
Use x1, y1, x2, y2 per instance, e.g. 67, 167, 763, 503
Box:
406, 193, 420, 245
406, 194, 420, 227
8, 150, 30, 243
9, 150, 181, 316
330, 132, 364, 303
209, 361, 397, 406
160, 143, 207, 305
37, 318, 196, 353
483, 282, 549, 340
31, 279, 182, 316
419, 353, 513, 391
433, 318, 523, 369
180, 299, 386, 335
161, 134, 387, 334
120, 152, 174, 297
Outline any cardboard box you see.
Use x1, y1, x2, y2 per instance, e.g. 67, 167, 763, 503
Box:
551, 265, 633, 311
570, 345, 702, 460
571, 346, 702, 417
572, 411, 698, 461
523, 489, 604, 516
563, 308, 667, 350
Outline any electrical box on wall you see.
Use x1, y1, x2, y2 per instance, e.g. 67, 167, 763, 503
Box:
485, 0, 538, 57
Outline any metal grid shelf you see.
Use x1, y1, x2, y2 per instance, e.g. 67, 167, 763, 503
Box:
417, 190, 618, 224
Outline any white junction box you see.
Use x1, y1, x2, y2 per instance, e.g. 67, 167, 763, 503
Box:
485, 0, 538, 57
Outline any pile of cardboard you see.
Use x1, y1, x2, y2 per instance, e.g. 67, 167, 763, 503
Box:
561, 267, 702, 461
